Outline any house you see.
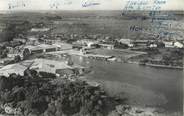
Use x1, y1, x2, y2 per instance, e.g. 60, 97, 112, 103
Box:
7, 53, 23, 59
24, 45, 44, 54
13, 38, 26, 44
0, 57, 14, 65
99, 44, 114, 50
163, 41, 174, 48
174, 41, 183, 48
75, 39, 98, 48
132, 40, 150, 47
26, 37, 39, 45
149, 44, 157, 48
53, 43, 73, 50
44, 39, 61, 44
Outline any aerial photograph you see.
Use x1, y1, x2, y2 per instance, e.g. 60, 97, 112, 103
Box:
0, 0, 183, 116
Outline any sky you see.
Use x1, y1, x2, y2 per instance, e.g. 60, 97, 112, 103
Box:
0, 0, 183, 11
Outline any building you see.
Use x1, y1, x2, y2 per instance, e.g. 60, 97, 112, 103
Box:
30, 28, 50, 32
0, 63, 27, 76
7, 53, 23, 59
174, 41, 183, 48
99, 44, 114, 50
24, 44, 59, 54
26, 37, 39, 45
132, 40, 150, 47
119, 39, 134, 47
149, 44, 157, 48
163, 41, 174, 48
30, 59, 73, 75
75, 39, 98, 48
0, 57, 14, 65
53, 43, 73, 50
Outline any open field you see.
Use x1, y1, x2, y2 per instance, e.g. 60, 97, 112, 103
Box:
0, 10, 184, 42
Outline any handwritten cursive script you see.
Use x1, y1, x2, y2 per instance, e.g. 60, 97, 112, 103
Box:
82, 0, 100, 7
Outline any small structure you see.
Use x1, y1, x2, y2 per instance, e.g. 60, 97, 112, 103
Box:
119, 39, 134, 47
174, 41, 183, 48
132, 40, 151, 47
24, 44, 59, 54
75, 39, 98, 48
30, 28, 50, 32
30, 58, 73, 74
163, 41, 174, 48
7, 53, 23, 59
149, 44, 157, 48
13, 38, 26, 44
99, 44, 114, 50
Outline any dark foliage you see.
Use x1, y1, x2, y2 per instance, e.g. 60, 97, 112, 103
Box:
0, 70, 120, 116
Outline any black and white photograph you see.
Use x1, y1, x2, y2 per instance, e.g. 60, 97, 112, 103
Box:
0, 0, 183, 116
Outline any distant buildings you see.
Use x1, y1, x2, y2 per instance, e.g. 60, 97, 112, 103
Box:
30, 28, 50, 32
98, 44, 114, 50
149, 43, 157, 48
162, 41, 184, 48
26, 36, 39, 45
174, 41, 183, 48
75, 39, 98, 48
13, 38, 26, 44
53, 43, 73, 50
0, 57, 14, 66
30, 58, 72, 74
119, 39, 134, 47
24, 42, 73, 54
24, 44, 59, 54
0, 58, 85, 77
163, 41, 174, 48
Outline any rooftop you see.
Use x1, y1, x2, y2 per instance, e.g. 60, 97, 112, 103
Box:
30, 58, 72, 74
0, 63, 27, 76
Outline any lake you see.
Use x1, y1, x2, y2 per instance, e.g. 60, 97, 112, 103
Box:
71, 55, 183, 113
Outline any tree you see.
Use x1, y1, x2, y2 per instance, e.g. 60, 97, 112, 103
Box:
23, 48, 31, 60
14, 55, 21, 63
0, 49, 8, 58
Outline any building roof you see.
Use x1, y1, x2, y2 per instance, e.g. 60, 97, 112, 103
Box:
25, 44, 58, 51
99, 44, 114, 46
0, 63, 27, 76
30, 58, 72, 74
53, 43, 72, 50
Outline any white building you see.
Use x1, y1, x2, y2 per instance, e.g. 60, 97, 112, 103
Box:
30, 58, 73, 74
149, 44, 157, 48
163, 41, 174, 48
119, 39, 134, 47
0, 63, 27, 76
99, 44, 114, 50
31, 28, 50, 32
174, 41, 183, 48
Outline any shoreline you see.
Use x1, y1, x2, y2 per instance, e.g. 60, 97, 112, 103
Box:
127, 61, 183, 69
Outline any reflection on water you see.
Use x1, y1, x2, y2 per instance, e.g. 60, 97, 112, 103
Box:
71, 55, 183, 113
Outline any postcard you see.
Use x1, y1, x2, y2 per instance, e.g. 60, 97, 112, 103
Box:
0, 0, 183, 116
